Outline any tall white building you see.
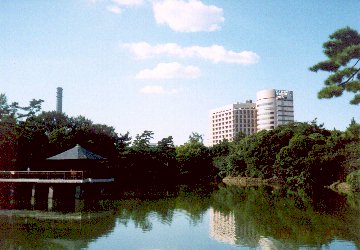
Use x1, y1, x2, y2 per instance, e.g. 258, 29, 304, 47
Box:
256, 89, 294, 131
208, 89, 294, 145
208, 100, 257, 146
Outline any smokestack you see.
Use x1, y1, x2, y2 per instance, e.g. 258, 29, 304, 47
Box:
56, 87, 63, 113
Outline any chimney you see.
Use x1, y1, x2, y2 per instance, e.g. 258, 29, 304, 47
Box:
56, 87, 63, 113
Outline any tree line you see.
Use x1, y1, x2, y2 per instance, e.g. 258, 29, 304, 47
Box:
0, 93, 216, 187
213, 120, 360, 196
1, 93, 359, 194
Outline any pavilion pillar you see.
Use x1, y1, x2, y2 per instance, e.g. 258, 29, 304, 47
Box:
74, 185, 84, 212
9, 184, 15, 208
75, 185, 81, 199
31, 184, 36, 208
74, 198, 84, 212
48, 185, 54, 211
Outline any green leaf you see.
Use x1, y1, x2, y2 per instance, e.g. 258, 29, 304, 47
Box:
318, 85, 343, 99
350, 94, 360, 104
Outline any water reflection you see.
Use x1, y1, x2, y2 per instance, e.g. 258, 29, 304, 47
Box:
115, 187, 212, 232
209, 208, 297, 249
209, 208, 237, 245
0, 185, 359, 249
210, 186, 360, 249
0, 210, 116, 249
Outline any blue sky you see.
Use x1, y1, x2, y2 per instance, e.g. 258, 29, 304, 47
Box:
1, 0, 359, 145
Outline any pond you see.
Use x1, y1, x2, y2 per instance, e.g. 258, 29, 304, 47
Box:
0, 185, 359, 249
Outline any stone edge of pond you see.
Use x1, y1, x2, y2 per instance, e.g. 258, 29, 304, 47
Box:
222, 176, 282, 189
328, 181, 353, 195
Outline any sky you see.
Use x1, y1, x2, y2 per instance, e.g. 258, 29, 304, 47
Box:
1, 0, 360, 145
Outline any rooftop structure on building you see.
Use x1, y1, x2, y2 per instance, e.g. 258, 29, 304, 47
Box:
256, 89, 294, 131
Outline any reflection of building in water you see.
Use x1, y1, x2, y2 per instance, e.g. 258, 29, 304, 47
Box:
209, 208, 259, 247
209, 208, 297, 249
209, 208, 237, 245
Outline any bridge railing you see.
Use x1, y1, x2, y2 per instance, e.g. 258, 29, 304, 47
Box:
0, 171, 84, 180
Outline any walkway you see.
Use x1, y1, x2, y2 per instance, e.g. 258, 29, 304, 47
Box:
0, 171, 114, 184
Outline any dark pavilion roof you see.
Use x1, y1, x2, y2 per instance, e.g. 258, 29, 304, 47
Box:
47, 144, 106, 160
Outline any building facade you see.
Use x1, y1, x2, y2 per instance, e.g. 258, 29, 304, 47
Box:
208, 100, 257, 146
208, 89, 294, 146
256, 89, 294, 131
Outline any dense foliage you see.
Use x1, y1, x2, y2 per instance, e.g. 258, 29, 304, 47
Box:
1, 94, 359, 193
212, 120, 360, 195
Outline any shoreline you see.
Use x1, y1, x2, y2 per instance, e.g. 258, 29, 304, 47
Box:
222, 176, 282, 189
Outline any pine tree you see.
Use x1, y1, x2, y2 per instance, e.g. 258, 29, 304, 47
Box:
310, 27, 360, 104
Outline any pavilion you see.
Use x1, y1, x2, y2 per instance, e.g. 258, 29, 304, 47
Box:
45, 144, 108, 178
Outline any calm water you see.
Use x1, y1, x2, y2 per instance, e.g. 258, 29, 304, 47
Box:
0, 185, 359, 250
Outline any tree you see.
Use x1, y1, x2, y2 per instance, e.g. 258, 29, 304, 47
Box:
132, 130, 154, 152
188, 132, 204, 145
117, 132, 132, 154
341, 118, 360, 175
176, 133, 214, 182
155, 136, 177, 178
0, 116, 17, 170
157, 136, 176, 162
0, 94, 44, 170
344, 117, 360, 139
0, 93, 44, 120
310, 27, 360, 104
209, 139, 230, 158
233, 131, 247, 142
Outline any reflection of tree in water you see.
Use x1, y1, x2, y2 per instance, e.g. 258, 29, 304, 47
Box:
115, 188, 212, 231
211, 186, 360, 249
0, 186, 213, 248
0, 211, 116, 249
116, 198, 175, 232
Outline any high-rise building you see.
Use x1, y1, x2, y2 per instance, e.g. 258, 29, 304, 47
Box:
208, 100, 257, 146
256, 89, 294, 131
208, 89, 294, 146
56, 87, 63, 113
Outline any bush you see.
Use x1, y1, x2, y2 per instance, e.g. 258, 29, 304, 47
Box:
346, 170, 360, 191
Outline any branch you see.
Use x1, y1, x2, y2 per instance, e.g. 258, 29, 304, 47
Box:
339, 58, 360, 87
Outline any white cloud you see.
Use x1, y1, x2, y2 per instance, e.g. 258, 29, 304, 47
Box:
112, 0, 144, 6
107, 5, 122, 14
135, 62, 201, 80
152, 0, 224, 32
140, 85, 179, 94
107, 0, 145, 13
88, 0, 104, 4
122, 42, 260, 65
